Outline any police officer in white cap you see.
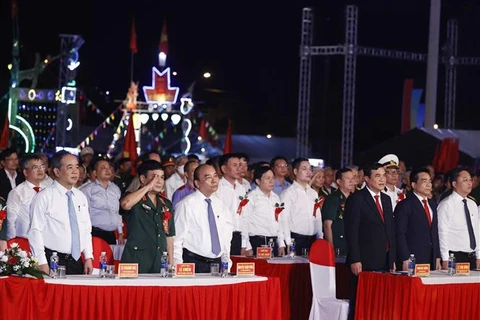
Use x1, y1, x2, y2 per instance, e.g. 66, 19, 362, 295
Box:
378, 154, 405, 210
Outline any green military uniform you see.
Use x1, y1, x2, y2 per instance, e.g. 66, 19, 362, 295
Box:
0, 197, 7, 241
121, 193, 175, 273
322, 190, 348, 256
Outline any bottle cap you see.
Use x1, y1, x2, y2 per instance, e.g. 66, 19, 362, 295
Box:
101, 251, 106, 255
53, 252, 57, 255
163, 251, 167, 255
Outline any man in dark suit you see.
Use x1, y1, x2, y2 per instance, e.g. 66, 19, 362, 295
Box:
344, 162, 396, 320
395, 167, 441, 271
0, 148, 25, 200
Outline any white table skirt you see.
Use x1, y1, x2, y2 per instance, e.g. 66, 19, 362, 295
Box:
420, 270, 480, 285
43, 273, 267, 287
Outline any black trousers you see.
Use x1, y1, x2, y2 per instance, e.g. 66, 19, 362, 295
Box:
290, 232, 316, 255
230, 231, 242, 255
449, 250, 477, 270
45, 247, 84, 275
249, 236, 280, 257
92, 226, 117, 245
182, 248, 220, 273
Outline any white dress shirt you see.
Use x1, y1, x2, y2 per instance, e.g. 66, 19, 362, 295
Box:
174, 191, 233, 265
80, 180, 122, 232
240, 188, 286, 250
165, 172, 185, 201
238, 178, 252, 192
215, 177, 247, 232
27, 181, 94, 265
382, 185, 403, 210
279, 181, 323, 245
437, 191, 480, 260
4, 169, 18, 189
6, 180, 46, 239
42, 175, 54, 187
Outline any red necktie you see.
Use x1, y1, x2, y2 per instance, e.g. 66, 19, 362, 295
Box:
374, 194, 389, 251
33, 186, 40, 193
422, 199, 432, 226
374, 195, 384, 222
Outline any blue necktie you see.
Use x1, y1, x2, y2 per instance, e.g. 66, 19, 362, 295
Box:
66, 191, 81, 260
205, 198, 221, 255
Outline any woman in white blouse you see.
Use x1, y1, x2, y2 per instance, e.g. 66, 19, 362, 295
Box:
240, 166, 286, 257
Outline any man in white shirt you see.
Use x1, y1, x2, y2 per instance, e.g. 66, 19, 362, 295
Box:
280, 158, 323, 256
165, 155, 188, 200
237, 153, 252, 191
28, 150, 94, 275
215, 153, 247, 255
7, 154, 47, 239
437, 168, 480, 270
174, 164, 233, 272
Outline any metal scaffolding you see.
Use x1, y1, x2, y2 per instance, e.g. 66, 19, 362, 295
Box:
297, 5, 480, 166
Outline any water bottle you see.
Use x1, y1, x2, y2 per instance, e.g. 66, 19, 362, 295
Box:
99, 252, 107, 278
268, 238, 275, 258
50, 252, 59, 278
160, 252, 168, 277
407, 254, 416, 276
448, 253, 456, 276
290, 238, 296, 258
220, 254, 229, 278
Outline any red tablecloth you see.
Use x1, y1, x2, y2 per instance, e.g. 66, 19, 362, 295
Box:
0, 276, 282, 320
355, 272, 480, 320
231, 256, 312, 320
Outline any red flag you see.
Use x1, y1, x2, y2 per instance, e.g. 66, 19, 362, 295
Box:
223, 120, 232, 154
0, 117, 9, 149
130, 18, 138, 54
199, 118, 207, 140
432, 140, 441, 171
123, 113, 138, 175
11, 0, 18, 19
158, 22, 168, 55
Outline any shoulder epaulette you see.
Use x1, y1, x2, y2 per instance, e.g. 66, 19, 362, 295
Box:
467, 195, 478, 204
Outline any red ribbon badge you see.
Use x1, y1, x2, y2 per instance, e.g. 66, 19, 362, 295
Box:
237, 195, 249, 215
274, 203, 285, 222
313, 197, 324, 217
396, 192, 405, 203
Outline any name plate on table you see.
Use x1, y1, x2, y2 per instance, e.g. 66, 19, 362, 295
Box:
118, 263, 138, 278
455, 263, 470, 275
414, 264, 430, 277
176, 263, 195, 277
236, 263, 255, 276
256, 247, 272, 259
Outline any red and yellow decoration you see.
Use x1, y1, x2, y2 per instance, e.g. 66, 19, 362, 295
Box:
274, 202, 285, 222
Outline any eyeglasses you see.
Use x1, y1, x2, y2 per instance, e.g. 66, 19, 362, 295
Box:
275, 164, 288, 168
5, 157, 18, 162
386, 170, 400, 175
29, 165, 46, 171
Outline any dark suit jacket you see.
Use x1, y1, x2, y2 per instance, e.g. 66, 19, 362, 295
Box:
0, 169, 25, 200
345, 187, 396, 271
394, 191, 440, 267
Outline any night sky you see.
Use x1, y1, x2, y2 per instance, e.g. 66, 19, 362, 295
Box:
1, 0, 479, 164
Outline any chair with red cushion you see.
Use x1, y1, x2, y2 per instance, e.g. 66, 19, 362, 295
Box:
91, 236, 114, 265
7, 237, 31, 254
308, 239, 349, 320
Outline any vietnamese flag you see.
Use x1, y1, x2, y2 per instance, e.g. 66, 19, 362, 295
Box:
130, 18, 138, 54
123, 113, 138, 175
223, 120, 232, 154
158, 22, 168, 55
0, 116, 9, 149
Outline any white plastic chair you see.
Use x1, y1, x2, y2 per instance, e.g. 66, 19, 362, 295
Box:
309, 239, 349, 320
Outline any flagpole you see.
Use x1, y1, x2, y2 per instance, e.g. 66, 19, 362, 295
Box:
130, 51, 134, 82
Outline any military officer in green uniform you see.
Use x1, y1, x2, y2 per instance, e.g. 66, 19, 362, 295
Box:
120, 160, 175, 273
322, 168, 355, 256
0, 196, 7, 251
